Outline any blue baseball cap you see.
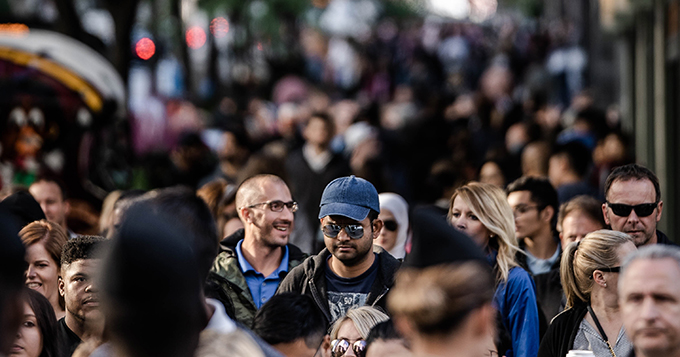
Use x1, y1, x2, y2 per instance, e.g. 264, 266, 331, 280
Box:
318, 176, 380, 221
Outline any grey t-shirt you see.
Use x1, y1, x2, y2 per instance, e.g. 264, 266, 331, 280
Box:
325, 253, 379, 322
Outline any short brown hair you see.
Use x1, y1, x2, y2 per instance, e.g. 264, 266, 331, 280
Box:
20, 220, 69, 269
557, 195, 606, 232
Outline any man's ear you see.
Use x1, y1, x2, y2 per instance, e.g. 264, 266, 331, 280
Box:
372, 219, 383, 239
58, 276, 65, 297
602, 203, 610, 225
541, 205, 555, 223
656, 200, 664, 222
64, 199, 71, 215
239, 207, 251, 223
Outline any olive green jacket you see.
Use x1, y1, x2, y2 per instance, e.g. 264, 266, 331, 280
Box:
208, 229, 308, 327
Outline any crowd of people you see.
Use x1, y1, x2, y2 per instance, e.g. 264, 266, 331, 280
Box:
0, 161, 680, 357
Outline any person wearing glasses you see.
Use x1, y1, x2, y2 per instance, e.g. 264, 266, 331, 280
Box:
538, 229, 636, 357
602, 164, 675, 247
328, 306, 389, 357
376, 193, 409, 261
210, 174, 308, 327
506, 176, 564, 321
279, 176, 401, 324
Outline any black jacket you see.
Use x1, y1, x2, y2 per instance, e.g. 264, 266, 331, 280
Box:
277, 245, 401, 323
516, 240, 564, 322
537, 302, 588, 357
657, 230, 677, 246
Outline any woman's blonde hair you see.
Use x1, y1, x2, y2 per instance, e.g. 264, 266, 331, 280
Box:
561, 229, 633, 308
448, 182, 519, 283
388, 261, 494, 336
329, 306, 390, 340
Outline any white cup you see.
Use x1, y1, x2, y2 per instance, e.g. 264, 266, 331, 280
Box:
566, 350, 596, 357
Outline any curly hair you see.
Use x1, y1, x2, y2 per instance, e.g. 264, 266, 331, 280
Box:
60, 235, 106, 268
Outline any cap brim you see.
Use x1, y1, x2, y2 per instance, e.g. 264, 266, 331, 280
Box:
318, 202, 370, 221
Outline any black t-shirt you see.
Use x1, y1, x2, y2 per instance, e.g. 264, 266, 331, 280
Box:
57, 317, 81, 357
325, 253, 379, 322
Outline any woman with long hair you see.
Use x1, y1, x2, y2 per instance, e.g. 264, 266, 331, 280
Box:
448, 182, 540, 357
10, 288, 60, 357
20, 220, 69, 319
538, 230, 636, 357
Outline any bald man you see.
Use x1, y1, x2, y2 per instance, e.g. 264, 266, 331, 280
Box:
209, 174, 308, 327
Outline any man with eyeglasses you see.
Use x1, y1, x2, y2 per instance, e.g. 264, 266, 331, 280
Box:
602, 164, 676, 247
279, 175, 401, 324
507, 176, 563, 321
210, 174, 308, 327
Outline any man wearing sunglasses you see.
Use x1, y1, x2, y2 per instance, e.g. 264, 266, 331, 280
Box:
210, 174, 308, 327
602, 164, 675, 247
279, 176, 401, 323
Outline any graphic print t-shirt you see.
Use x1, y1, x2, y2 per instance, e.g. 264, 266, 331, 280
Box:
325, 253, 379, 322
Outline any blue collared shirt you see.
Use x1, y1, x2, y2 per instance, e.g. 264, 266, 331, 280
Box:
236, 240, 289, 309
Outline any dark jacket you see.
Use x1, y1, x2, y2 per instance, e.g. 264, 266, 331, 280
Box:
208, 229, 308, 327
657, 230, 677, 246
516, 241, 564, 322
537, 302, 588, 357
277, 245, 401, 323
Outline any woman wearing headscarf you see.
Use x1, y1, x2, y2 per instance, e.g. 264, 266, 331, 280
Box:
377, 193, 409, 260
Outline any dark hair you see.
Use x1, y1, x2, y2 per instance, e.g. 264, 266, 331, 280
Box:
368, 209, 379, 223
60, 235, 106, 267
551, 141, 592, 178
604, 164, 660, 203
137, 186, 218, 283
366, 320, 403, 347
506, 176, 559, 230
25, 289, 60, 357
252, 293, 327, 349
557, 195, 606, 232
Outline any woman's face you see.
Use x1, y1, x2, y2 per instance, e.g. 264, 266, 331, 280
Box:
607, 241, 637, 294
376, 209, 398, 252
450, 196, 491, 248
10, 302, 42, 357
25, 243, 60, 306
334, 320, 363, 356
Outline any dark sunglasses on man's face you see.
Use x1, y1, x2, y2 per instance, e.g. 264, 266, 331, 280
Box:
606, 202, 658, 217
322, 224, 365, 239
331, 339, 367, 357
382, 220, 398, 232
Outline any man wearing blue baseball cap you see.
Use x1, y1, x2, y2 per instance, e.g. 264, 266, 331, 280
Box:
278, 176, 401, 323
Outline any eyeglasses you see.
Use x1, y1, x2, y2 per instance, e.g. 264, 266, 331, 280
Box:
606, 202, 658, 217
331, 339, 367, 357
512, 204, 540, 215
383, 220, 398, 232
246, 200, 298, 213
589, 266, 621, 279
322, 224, 365, 239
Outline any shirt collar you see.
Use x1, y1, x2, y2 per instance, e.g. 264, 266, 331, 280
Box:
236, 239, 290, 277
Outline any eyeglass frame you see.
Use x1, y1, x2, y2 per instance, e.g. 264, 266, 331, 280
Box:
605, 201, 659, 217
331, 339, 367, 357
244, 200, 298, 213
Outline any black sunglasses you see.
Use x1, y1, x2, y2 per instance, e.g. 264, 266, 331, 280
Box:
322, 224, 365, 239
383, 220, 398, 232
589, 266, 621, 279
331, 339, 366, 357
606, 202, 658, 217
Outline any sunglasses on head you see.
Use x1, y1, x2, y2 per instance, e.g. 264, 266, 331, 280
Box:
606, 202, 658, 217
331, 339, 366, 357
322, 224, 365, 239
382, 220, 398, 232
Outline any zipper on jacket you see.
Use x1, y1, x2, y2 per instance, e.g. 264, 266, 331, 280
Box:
309, 280, 332, 322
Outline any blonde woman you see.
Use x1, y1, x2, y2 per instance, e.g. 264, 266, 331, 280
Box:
448, 182, 540, 357
538, 230, 636, 357
328, 306, 389, 357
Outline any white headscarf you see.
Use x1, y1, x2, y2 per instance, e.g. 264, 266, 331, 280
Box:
378, 193, 409, 259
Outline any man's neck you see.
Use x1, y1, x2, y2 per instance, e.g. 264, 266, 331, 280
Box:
328, 251, 375, 278
523, 228, 557, 260
644, 230, 659, 246
64, 312, 85, 339
305, 142, 328, 156
241, 237, 284, 277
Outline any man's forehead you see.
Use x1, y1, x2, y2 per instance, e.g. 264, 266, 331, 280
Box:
622, 258, 680, 291
609, 178, 656, 196
508, 190, 536, 205
62, 258, 99, 274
